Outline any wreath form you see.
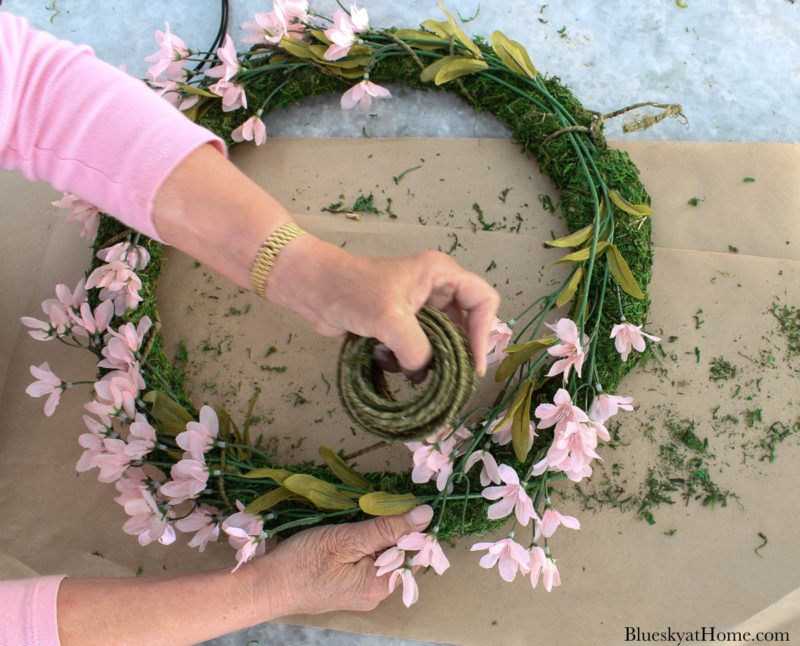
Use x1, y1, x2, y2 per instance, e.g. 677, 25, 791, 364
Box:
29, 3, 671, 596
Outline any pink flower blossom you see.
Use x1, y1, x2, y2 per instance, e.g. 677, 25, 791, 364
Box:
84, 399, 116, 427
97, 242, 151, 271
482, 464, 537, 526
177, 405, 219, 460
209, 79, 248, 112
589, 393, 634, 424
93, 438, 131, 483
175, 504, 222, 552
397, 532, 450, 575
324, 6, 368, 61
375, 546, 405, 576
610, 322, 660, 362
534, 388, 588, 434
94, 368, 142, 419
545, 318, 589, 383
99, 317, 151, 370
148, 74, 200, 111
122, 487, 175, 546
114, 467, 148, 506
159, 459, 209, 505
340, 80, 391, 111
222, 501, 266, 571
20, 316, 54, 341
126, 413, 157, 460
488, 411, 537, 451
242, 10, 289, 45
37, 279, 88, 333
144, 21, 189, 80
529, 547, 561, 591
486, 318, 513, 366
464, 450, 501, 486
388, 567, 419, 607
406, 428, 462, 492
51, 193, 100, 239
532, 420, 602, 483
206, 35, 240, 83
471, 538, 531, 582
86, 261, 143, 315
535, 508, 581, 542
232, 115, 267, 145
70, 300, 114, 338
25, 362, 63, 416
75, 432, 103, 472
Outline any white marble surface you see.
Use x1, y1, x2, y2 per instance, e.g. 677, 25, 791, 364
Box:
2, 1, 798, 645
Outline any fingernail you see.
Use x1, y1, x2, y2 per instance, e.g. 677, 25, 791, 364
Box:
406, 504, 433, 527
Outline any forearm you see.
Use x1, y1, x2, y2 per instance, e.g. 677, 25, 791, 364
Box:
57, 566, 282, 646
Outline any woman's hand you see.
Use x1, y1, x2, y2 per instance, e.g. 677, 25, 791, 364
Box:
251, 505, 434, 617
267, 235, 500, 376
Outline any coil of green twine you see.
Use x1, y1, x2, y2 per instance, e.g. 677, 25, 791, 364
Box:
337, 306, 479, 441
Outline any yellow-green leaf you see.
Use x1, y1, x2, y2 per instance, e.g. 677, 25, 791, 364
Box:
494, 336, 556, 383
241, 467, 294, 484
310, 29, 331, 45
606, 244, 645, 300
420, 55, 457, 82
244, 487, 293, 514
279, 36, 319, 60
557, 267, 586, 308
550, 241, 610, 266
434, 57, 489, 85
511, 381, 536, 462
490, 30, 537, 79
609, 190, 653, 217
437, 0, 483, 59
283, 474, 358, 510
358, 492, 420, 516
394, 29, 449, 49
421, 19, 455, 40
142, 391, 192, 436
318, 446, 374, 491
494, 379, 536, 430
176, 83, 217, 98
544, 223, 595, 248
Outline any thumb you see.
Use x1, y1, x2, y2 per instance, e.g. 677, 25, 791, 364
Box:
376, 311, 433, 374
349, 505, 434, 555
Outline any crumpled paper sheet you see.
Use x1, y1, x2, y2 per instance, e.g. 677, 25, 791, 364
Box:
1, 139, 798, 645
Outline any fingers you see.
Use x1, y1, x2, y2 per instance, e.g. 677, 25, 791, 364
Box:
346, 505, 434, 556
374, 306, 433, 374
373, 343, 429, 384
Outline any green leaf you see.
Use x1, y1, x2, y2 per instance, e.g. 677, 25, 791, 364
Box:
606, 244, 645, 299
241, 467, 293, 484
310, 29, 331, 45
544, 223, 594, 248
279, 36, 320, 60
437, 0, 483, 59
244, 487, 293, 514
490, 30, 537, 79
358, 492, 420, 516
283, 474, 358, 511
420, 55, 458, 82
609, 190, 653, 216
434, 57, 489, 85
142, 391, 192, 436
176, 83, 217, 98
318, 446, 374, 491
511, 382, 536, 462
494, 379, 536, 430
421, 19, 455, 39
494, 336, 556, 383
550, 241, 610, 267
556, 267, 585, 308
394, 29, 449, 50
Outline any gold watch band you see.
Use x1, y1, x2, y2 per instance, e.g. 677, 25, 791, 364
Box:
249, 222, 307, 297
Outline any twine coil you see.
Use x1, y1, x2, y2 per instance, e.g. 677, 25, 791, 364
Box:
337, 306, 478, 441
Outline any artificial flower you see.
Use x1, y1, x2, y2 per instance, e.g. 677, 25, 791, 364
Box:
324, 9, 360, 60
126, 413, 157, 460
481, 464, 537, 526
38, 279, 88, 333
471, 537, 531, 582
93, 438, 131, 483
177, 405, 219, 460
97, 242, 151, 271
532, 420, 601, 483
206, 34, 240, 82
222, 501, 266, 571
534, 388, 588, 434
84, 399, 116, 427
340, 80, 391, 111
113, 467, 148, 507
208, 79, 248, 112
388, 567, 419, 607
375, 546, 406, 576
241, 10, 289, 45
397, 532, 450, 575
535, 508, 581, 541
529, 546, 561, 591
94, 368, 142, 419
122, 488, 176, 546
25, 362, 63, 416
486, 317, 513, 366
406, 426, 462, 491
70, 300, 114, 338
175, 504, 221, 552
488, 411, 536, 451
464, 449, 502, 486
545, 318, 589, 383
148, 74, 200, 111
51, 193, 100, 239
159, 459, 210, 505
144, 21, 189, 80
232, 115, 267, 145
610, 322, 660, 362
20, 316, 54, 341
589, 393, 634, 424
348, 2, 369, 31
86, 261, 143, 315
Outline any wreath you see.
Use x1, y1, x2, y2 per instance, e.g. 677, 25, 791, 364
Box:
24, 1, 675, 604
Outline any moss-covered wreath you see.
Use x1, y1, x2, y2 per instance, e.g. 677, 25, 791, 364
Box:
62, 2, 676, 575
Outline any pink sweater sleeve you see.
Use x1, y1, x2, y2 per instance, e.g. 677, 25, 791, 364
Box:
0, 576, 66, 646
0, 11, 226, 242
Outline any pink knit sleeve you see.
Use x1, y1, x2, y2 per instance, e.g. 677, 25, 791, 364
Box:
0, 11, 227, 242
0, 576, 66, 646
